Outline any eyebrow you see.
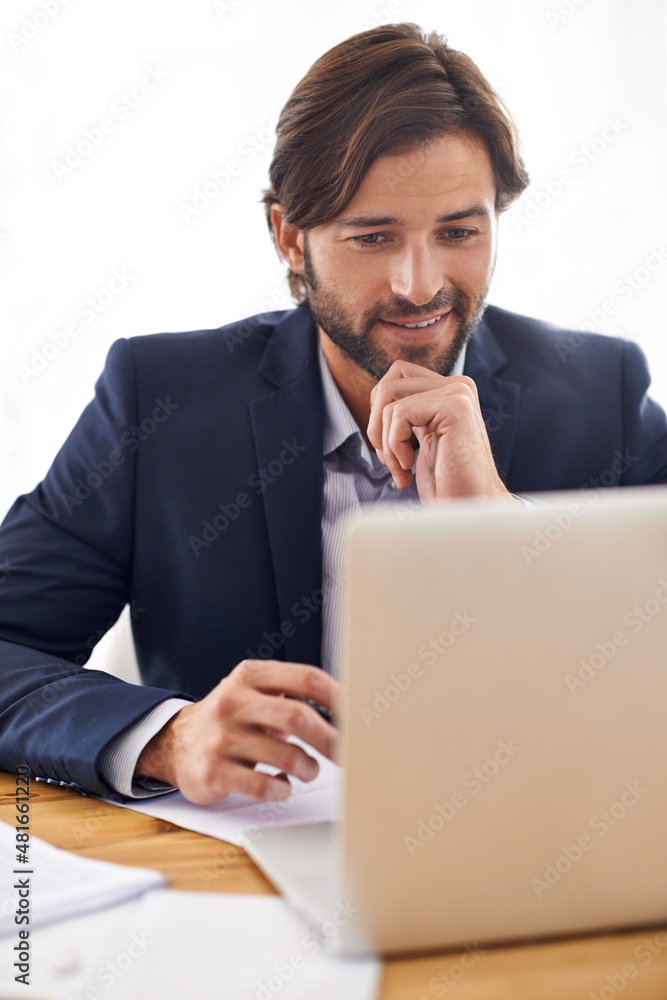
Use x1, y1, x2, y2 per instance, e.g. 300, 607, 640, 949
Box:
332, 205, 491, 230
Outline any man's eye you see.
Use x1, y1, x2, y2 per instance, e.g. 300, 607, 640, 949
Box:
445, 228, 475, 241
349, 229, 476, 247
350, 233, 386, 246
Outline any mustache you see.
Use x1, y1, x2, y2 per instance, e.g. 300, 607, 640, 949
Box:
370, 289, 466, 324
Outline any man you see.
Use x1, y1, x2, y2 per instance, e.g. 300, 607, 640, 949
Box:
1, 23, 666, 807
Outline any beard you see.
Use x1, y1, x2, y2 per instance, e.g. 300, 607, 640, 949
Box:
301, 235, 493, 380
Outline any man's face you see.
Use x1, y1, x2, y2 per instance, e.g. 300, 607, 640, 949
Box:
299, 132, 498, 379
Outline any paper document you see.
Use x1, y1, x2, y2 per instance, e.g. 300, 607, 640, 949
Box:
0, 889, 381, 1000
0, 821, 164, 938
114, 738, 342, 846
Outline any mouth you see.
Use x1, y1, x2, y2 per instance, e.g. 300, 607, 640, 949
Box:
378, 311, 452, 342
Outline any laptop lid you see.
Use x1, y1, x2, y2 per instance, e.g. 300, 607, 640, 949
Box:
338, 485, 667, 954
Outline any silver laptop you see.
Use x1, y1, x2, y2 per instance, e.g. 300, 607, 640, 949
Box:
245, 485, 667, 955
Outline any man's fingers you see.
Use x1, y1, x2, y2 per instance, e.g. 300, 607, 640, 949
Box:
370, 358, 442, 395
226, 730, 321, 783
170, 662, 342, 805
379, 387, 482, 485
368, 373, 479, 447
368, 375, 442, 451
369, 380, 481, 488
257, 723, 291, 741
216, 762, 293, 803
381, 403, 418, 476
230, 689, 340, 763
177, 756, 293, 805
234, 659, 341, 715
379, 401, 421, 488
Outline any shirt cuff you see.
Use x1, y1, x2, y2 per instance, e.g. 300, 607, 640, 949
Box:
98, 698, 194, 798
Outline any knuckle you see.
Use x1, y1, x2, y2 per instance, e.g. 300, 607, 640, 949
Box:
255, 773, 282, 801
382, 400, 397, 422
372, 385, 391, 411
280, 745, 303, 772
284, 703, 306, 730
199, 759, 220, 791
235, 658, 261, 683
215, 687, 240, 718
300, 669, 321, 702
390, 359, 408, 375
214, 727, 233, 755
450, 393, 474, 418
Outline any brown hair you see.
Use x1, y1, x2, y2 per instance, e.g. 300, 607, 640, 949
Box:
261, 22, 530, 305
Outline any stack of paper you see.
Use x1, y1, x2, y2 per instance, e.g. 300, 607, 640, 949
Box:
0, 889, 381, 999
0, 820, 164, 937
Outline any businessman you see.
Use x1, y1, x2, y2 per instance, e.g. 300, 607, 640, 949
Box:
1, 23, 666, 807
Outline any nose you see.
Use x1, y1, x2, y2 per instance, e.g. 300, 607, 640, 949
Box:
388, 242, 443, 306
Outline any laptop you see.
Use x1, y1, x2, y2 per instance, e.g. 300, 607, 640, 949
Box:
245, 485, 667, 955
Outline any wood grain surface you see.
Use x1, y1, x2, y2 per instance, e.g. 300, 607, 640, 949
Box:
2, 770, 666, 999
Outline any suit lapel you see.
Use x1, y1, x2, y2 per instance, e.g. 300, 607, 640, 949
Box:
248, 306, 521, 668
249, 307, 324, 666
464, 314, 522, 483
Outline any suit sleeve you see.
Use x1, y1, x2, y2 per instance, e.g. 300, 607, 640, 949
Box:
0, 338, 190, 801
620, 339, 667, 485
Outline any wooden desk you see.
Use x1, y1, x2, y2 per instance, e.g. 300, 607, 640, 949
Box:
2, 771, 667, 999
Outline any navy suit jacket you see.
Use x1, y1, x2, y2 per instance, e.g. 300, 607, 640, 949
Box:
1, 303, 667, 800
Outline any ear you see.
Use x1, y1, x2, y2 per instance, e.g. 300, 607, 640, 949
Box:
270, 203, 305, 274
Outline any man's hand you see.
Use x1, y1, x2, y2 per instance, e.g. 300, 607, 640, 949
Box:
135, 660, 341, 806
367, 360, 515, 503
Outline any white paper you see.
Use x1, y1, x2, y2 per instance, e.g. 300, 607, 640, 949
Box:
113, 739, 342, 846
0, 889, 381, 1000
0, 821, 164, 939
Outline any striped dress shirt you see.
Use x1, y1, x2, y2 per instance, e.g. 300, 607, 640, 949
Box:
318, 338, 466, 679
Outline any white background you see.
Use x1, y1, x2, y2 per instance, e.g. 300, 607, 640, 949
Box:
1, 0, 666, 674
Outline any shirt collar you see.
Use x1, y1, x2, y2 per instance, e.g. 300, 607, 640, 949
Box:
318, 337, 468, 458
